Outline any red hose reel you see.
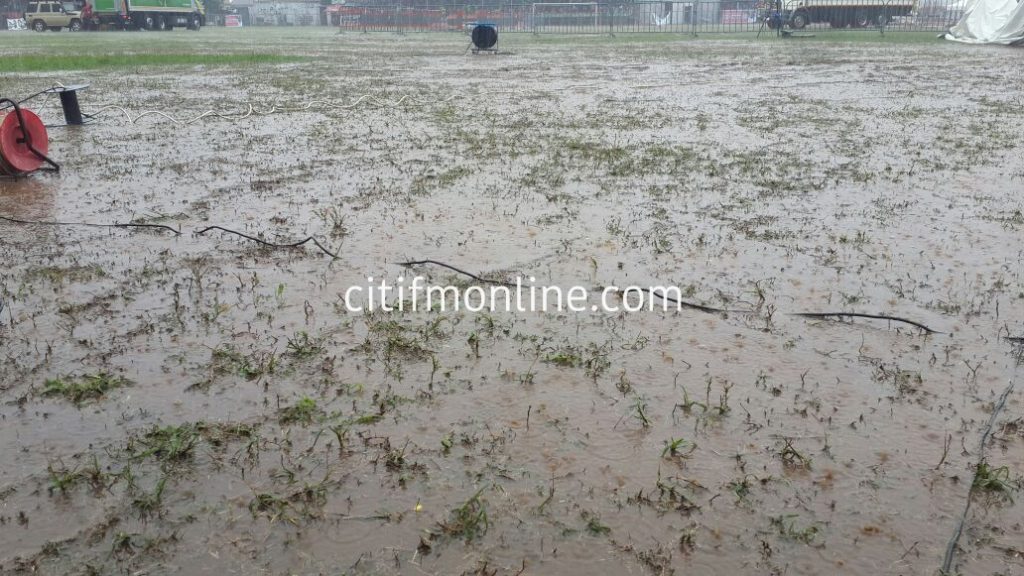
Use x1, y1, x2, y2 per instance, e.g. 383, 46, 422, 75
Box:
0, 99, 60, 177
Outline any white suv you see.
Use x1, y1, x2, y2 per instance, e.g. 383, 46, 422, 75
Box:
24, 1, 83, 32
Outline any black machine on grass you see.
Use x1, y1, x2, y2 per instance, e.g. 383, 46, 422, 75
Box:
470, 23, 499, 54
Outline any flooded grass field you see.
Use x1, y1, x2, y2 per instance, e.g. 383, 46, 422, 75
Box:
1, 28, 1023, 575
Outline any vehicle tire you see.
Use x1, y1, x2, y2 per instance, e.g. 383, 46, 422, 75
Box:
188, 13, 201, 30
790, 9, 809, 29
157, 15, 170, 30
875, 13, 890, 27
33, 19, 46, 31
133, 13, 152, 29
69, 18, 81, 31
853, 9, 870, 27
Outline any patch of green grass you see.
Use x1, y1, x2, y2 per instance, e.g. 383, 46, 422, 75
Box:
279, 397, 321, 425
973, 461, 1017, 499
662, 437, 694, 458
359, 318, 433, 361
121, 421, 256, 471
211, 345, 274, 379
132, 476, 167, 519
314, 207, 349, 238
3, 53, 303, 73
674, 387, 708, 415
583, 512, 611, 536
633, 397, 652, 428
650, 471, 701, 514
541, 342, 611, 378
196, 422, 259, 448
285, 331, 324, 359
249, 493, 294, 524
25, 264, 105, 284
542, 350, 581, 367
47, 457, 110, 495
133, 424, 200, 463
437, 487, 489, 542
47, 465, 85, 494
776, 437, 812, 469
249, 481, 330, 525
110, 530, 134, 553
42, 373, 130, 405
727, 476, 753, 502
352, 413, 382, 425
441, 432, 455, 454
770, 514, 820, 544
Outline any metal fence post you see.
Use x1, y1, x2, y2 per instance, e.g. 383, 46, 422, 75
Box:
691, 0, 698, 36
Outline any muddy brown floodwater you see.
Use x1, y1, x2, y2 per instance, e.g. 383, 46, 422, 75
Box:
1, 29, 1023, 576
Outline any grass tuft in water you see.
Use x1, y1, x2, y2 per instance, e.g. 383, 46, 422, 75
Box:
43, 373, 130, 405
437, 487, 489, 542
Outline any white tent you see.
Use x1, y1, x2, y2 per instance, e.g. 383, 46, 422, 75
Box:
945, 0, 1024, 45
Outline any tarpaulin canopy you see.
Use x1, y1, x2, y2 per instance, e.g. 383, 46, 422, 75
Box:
945, 0, 1024, 45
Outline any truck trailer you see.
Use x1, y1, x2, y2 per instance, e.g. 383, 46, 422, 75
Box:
783, 0, 914, 28
89, 0, 204, 30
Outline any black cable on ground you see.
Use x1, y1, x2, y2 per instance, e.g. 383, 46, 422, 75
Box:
400, 260, 757, 315
0, 214, 181, 235
398, 260, 947, 327
939, 364, 1020, 575
0, 215, 339, 259
398, 260, 737, 316
791, 312, 940, 334
0, 86, 59, 111
397, 259, 515, 287
194, 226, 340, 259
637, 287, 736, 314
0, 223, 947, 328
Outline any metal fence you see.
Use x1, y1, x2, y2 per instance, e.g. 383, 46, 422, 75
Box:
324, 0, 964, 34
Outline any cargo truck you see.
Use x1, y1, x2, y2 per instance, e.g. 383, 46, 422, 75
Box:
89, 0, 204, 30
782, 0, 915, 28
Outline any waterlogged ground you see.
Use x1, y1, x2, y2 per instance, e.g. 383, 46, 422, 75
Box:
1, 29, 1023, 575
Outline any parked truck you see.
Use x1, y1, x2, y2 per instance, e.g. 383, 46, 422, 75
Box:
89, 0, 204, 30
782, 0, 915, 28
